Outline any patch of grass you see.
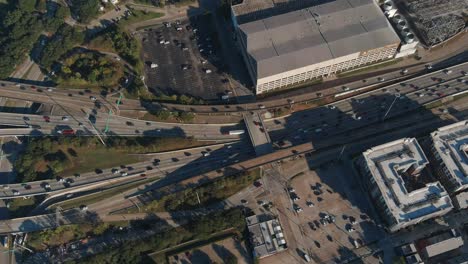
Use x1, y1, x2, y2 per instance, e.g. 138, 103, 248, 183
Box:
337, 58, 403, 78
135, 168, 261, 213
174, 0, 196, 7
58, 148, 141, 176
87, 35, 115, 53
153, 230, 239, 263
7, 195, 45, 218
118, 8, 164, 27
27, 224, 93, 251
15, 136, 207, 182
50, 178, 157, 210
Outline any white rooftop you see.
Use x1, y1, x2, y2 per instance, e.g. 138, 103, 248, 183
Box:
431, 120, 468, 192
363, 138, 452, 225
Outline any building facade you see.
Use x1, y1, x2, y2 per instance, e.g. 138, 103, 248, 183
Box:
231, 0, 401, 94
429, 120, 468, 194
358, 138, 453, 232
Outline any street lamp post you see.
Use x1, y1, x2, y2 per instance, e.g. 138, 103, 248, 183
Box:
382, 93, 400, 121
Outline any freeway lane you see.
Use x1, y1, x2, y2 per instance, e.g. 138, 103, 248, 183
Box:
0, 110, 244, 140
1, 62, 466, 115
265, 64, 468, 145
0, 140, 254, 199
1, 102, 466, 234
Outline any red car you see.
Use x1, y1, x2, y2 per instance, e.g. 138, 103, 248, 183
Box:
43, 116, 50, 122
31, 85, 36, 90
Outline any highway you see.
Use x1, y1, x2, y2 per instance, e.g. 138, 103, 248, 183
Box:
1, 100, 466, 234
0, 140, 254, 200
0, 61, 466, 116
264, 63, 468, 146
0, 111, 244, 140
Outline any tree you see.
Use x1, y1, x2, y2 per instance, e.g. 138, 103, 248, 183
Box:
0, 7, 42, 78
17, 0, 37, 12
39, 24, 84, 69
70, 0, 100, 23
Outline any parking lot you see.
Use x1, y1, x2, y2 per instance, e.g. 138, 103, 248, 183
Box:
141, 14, 233, 102
260, 157, 384, 264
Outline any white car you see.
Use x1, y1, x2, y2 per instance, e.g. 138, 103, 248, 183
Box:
62, 116, 69, 121
80, 205, 88, 211
13, 190, 20, 196
112, 169, 120, 174
90, 96, 97, 101
121, 172, 128, 176
307, 201, 315, 207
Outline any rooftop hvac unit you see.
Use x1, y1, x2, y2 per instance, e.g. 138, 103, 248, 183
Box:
397, 20, 407, 30
404, 35, 415, 44
383, 0, 394, 11
393, 14, 403, 23
401, 27, 411, 36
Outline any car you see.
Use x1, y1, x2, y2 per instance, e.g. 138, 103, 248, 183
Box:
44, 183, 51, 189
65, 178, 74, 184
292, 196, 300, 201
126, 121, 134, 126
79, 205, 88, 211
288, 187, 295, 192
30, 85, 36, 90
294, 205, 303, 213
47, 88, 53, 92
347, 227, 356, 232
342, 86, 350, 91
307, 201, 315, 207
43, 116, 50, 122
3, 185, 9, 190
74, 173, 81, 178
253, 181, 262, 188
240, 199, 248, 204
13, 190, 20, 195
259, 104, 266, 109
23, 116, 30, 121
90, 96, 97, 101
140, 173, 146, 177
202, 152, 210, 157
62, 116, 69, 121
378, 77, 385, 82
401, 69, 408, 74
23, 184, 31, 190
112, 169, 120, 174
78, 122, 84, 127
121, 172, 128, 176
146, 166, 153, 170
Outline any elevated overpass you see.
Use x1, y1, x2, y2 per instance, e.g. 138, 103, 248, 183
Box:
243, 113, 273, 156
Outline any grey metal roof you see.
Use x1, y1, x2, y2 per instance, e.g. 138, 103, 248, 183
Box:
238, 0, 401, 79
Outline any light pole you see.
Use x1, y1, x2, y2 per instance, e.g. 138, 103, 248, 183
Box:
104, 92, 123, 133
382, 93, 400, 121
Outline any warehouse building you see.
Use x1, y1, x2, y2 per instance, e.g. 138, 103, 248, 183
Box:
429, 120, 468, 194
358, 138, 453, 232
231, 0, 401, 94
